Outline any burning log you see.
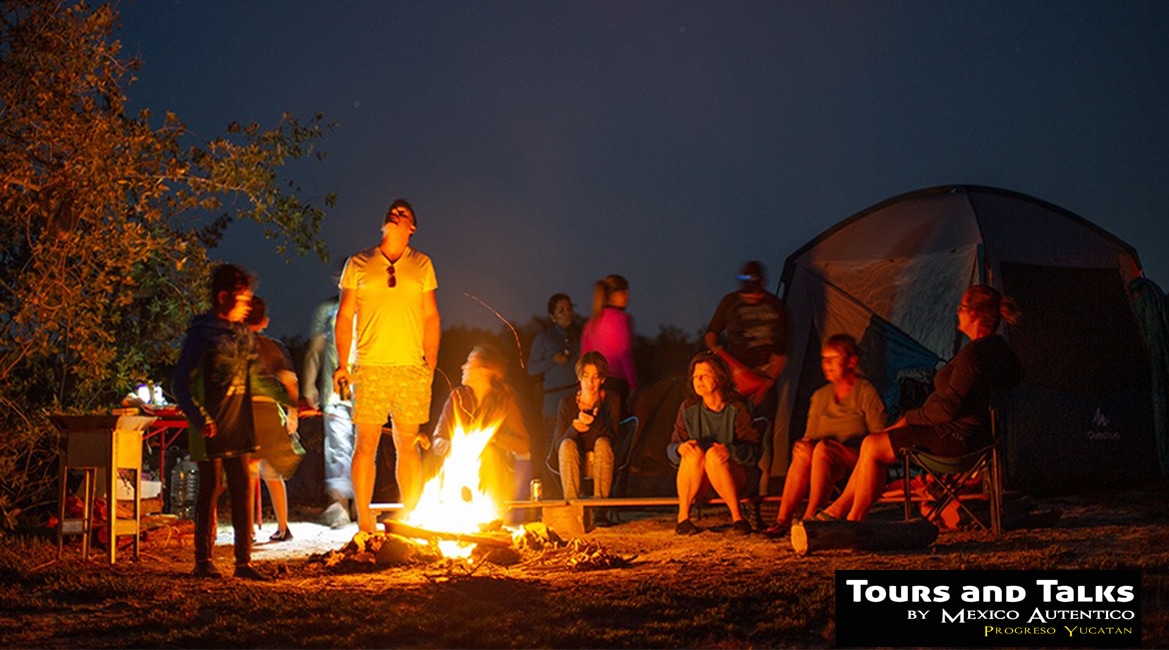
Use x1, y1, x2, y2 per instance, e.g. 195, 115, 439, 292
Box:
384, 520, 514, 549
790, 518, 938, 556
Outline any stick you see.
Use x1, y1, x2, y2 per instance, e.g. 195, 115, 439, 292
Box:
384, 521, 514, 549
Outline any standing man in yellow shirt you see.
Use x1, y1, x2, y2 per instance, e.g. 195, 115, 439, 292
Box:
334, 199, 441, 532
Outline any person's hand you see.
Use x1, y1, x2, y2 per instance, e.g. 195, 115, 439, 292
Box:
706, 441, 731, 462
554, 351, 570, 365
303, 385, 320, 410
416, 433, 431, 451
285, 410, 298, 436
332, 368, 350, 399
572, 410, 594, 432
203, 420, 218, 439
677, 439, 701, 459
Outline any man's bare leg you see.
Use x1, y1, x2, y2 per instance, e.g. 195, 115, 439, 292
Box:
393, 422, 423, 513
351, 421, 382, 532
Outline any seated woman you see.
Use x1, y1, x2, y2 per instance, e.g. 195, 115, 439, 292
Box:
820, 285, 1022, 522
431, 345, 530, 506
554, 351, 622, 500
667, 351, 762, 536
764, 334, 886, 537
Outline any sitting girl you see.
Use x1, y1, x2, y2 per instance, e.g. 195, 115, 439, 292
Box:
764, 334, 885, 536
667, 351, 762, 535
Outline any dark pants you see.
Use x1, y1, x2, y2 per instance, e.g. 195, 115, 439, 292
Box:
195, 455, 253, 567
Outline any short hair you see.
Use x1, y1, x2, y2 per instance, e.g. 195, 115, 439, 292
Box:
209, 263, 253, 304
547, 293, 572, 316
737, 260, 766, 292
823, 333, 860, 360
244, 295, 268, 327
687, 350, 738, 403
576, 350, 609, 379
963, 285, 1023, 330
384, 198, 415, 225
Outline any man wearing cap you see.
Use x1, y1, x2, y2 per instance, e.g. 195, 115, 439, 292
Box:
704, 261, 788, 497
333, 199, 440, 532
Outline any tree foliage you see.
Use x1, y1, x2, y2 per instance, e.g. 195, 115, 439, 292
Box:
0, 0, 332, 528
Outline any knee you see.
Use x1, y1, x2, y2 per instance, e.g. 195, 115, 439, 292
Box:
558, 438, 580, 456
594, 437, 614, 459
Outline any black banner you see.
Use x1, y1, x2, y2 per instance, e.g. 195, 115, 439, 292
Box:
835, 569, 1140, 648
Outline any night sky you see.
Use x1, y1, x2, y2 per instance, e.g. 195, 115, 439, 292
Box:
116, 1, 1169, 341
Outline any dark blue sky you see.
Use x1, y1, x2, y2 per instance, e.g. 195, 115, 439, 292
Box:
117, 1, 1169, 340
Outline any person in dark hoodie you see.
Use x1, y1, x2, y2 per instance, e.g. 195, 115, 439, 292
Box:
172, 263, 269, 580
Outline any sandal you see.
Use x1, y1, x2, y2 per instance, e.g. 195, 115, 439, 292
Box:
762, 523, 790, 538
268, 528, 293, 542
813, 509, 840, 522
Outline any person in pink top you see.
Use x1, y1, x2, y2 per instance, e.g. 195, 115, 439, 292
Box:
581, 274, 637, 414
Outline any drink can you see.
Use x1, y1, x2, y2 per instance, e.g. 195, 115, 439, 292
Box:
530, 479, 543, 501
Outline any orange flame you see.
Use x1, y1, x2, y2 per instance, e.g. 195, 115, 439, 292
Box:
402, 415, 510, 559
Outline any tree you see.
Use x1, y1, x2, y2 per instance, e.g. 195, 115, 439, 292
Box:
0, 0, 333, 528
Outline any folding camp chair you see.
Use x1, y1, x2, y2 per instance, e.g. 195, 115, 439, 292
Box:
900, 405, 1003, 537
546, 415, 639, 498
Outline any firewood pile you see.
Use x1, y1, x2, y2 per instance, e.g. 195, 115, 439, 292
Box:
307, 521, 633, 573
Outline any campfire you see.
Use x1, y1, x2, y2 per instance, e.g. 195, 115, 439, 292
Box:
310, 415, 632, 573
398, 419, 514, 560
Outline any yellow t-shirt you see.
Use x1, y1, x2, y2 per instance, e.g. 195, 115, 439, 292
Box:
339, 245, 437, 367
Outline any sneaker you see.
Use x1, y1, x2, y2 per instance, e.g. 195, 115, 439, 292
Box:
322, 502, 351, 529
731, 519, 753, 535
192, 562, 223, 579
234, 564, 273, 581
268, 528, 293, 542
762, 522, 790, 539
674, 519, 702, 536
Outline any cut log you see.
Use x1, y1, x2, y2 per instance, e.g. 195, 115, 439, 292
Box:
383, 521, 514, 548
790, 518, 938, 556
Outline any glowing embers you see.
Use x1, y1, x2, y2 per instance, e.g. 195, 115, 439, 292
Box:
401, 418, 513, 559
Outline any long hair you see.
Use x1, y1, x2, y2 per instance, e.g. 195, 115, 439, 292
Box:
465, 344, 514, 420
686, 350, 740, 404
589, 274, 629, 323
963, 285, 1023, 332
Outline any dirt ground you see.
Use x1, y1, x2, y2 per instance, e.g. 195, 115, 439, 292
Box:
3, 484, 1169, 648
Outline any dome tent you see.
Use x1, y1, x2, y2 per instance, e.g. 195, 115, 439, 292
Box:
773, 185, 1157, 495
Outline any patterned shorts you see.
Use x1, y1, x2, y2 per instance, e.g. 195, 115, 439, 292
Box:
352, 364, 433, 426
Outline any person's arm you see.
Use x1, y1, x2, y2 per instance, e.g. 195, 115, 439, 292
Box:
703, 330, 721, 352
421, 289, 440, 371
727, 403, 762, 466
860, 381, 889, 433
905, 347, 977, 426
527, 329, 557, 377
492, 393, 531, 455
431, 393, 457, 457
301, 333, 325, 409
333, 288, 356, 394
666, 403, 692, 465
171, 328, 211, 435
620, 312, 638, 394
704, 294, 731, 352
